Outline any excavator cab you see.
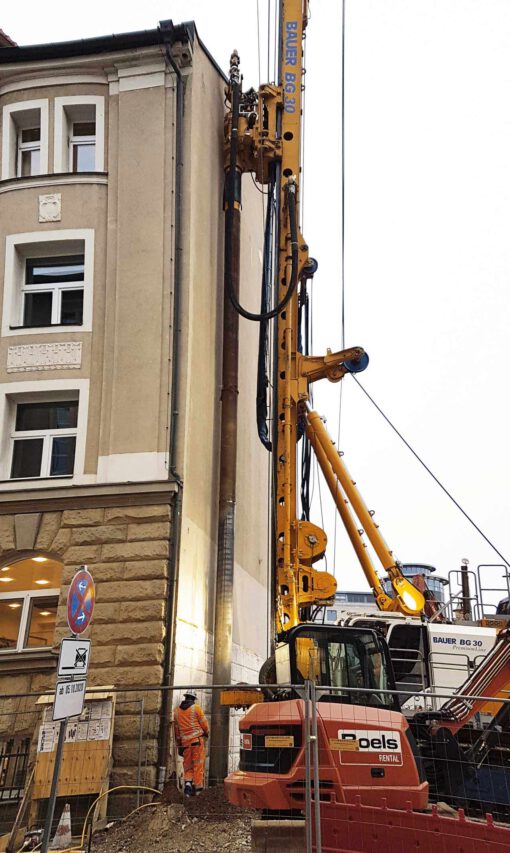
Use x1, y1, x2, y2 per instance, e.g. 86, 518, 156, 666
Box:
275, 623, 400, 711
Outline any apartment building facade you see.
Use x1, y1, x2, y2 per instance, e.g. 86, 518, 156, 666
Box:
0, 20, 269, 808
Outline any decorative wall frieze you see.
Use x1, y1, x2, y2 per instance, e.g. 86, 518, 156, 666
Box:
7, 342, 82, 373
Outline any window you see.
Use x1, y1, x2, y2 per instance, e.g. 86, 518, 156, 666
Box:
3, 230, 94, 336
22, 255, 84, 328
70, 121, 96, 172
17, 127, 41, 177
1, 100, 49, 180
0, 557, 61, 653
10, 400, 78, 479
54, 97, 104, 173
0, 737, 30, 802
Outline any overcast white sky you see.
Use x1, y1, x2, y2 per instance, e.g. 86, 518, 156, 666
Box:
3, 1, 510, 605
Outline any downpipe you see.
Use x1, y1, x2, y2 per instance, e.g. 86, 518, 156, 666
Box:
209, 52, 242, 785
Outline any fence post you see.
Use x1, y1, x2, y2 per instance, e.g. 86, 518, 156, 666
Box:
304, 680, 313, 853
310, 681, 322, 853
40, 718, 67, 853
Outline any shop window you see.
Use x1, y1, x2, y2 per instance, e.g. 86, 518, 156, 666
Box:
0, 556, 61, 653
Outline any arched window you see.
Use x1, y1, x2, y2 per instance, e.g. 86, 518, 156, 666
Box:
0, 556, 62, 653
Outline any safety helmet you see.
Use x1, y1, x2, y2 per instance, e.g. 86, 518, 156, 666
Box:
184, 689, 197, 700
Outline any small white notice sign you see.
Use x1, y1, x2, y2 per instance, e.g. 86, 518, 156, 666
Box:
53, 679, 86, 721
57, 638, 91, 678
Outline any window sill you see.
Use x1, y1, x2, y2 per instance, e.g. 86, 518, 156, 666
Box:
5, 475, 73, 483
9, 324, 84, 331
0, 648, 57, 675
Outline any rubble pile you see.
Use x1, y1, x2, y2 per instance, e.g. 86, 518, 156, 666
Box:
92, 786, 254, 852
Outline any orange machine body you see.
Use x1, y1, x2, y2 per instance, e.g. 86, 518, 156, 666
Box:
225, 699, 428, 812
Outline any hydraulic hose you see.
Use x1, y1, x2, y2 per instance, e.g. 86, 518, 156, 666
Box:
225, 76, 300, 322
256, 185, 275, 450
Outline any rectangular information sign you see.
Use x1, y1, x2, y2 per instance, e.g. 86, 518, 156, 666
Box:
52, 679, 86, 722
264, 735, 294, 748
57, 638, 91, 678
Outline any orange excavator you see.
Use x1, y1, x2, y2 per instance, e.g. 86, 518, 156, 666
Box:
221, 1, 510, 848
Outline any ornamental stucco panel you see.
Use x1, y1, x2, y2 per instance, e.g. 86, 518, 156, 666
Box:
38, 193, 62, 222
7, 342, 82, 372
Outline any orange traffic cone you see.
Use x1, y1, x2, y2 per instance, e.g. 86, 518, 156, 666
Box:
51, 802, 72, 849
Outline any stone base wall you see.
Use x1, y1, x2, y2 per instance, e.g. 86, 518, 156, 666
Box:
0, 502, 172, 793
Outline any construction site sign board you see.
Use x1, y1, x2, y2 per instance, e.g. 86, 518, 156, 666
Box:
52, 679, 86, 721
57, 638, 91, 678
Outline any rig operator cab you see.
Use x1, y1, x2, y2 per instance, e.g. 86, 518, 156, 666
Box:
275, 623, 398, 710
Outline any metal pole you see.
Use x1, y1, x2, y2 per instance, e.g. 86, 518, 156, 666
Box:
41, 718, 67, 853
461, 559, 471, 619
210, 52, 242, 786
304, 680, 313, 853
310, 682, 322, 853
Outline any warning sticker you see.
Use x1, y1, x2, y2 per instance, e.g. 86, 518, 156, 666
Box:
329, 738, 359, 751
241, 733, 252, 750
264, 736, 295, 748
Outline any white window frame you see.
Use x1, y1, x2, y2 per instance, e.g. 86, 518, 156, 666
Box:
2, 229, 94, 337
0, 588, 59, 653
10, 398, 78, 480
69, 123, 96, 173
1, 100, 49, 180
54, 96, 104, 173
16, 126, 41, 178
0, 378, 89, 486
21, 256, 85, 329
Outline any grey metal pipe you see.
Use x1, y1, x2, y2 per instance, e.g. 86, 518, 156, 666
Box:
158, 19, 185, 788
209, 54, 242, 784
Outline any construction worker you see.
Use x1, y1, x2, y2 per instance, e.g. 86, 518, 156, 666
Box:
173, 690, 209, 796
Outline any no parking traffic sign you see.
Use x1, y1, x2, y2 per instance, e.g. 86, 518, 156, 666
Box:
67, 566, 95, 634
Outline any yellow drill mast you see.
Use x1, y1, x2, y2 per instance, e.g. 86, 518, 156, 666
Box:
224, 0, 425, 633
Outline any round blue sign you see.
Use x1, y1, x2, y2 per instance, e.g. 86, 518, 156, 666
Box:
67, 567, 95, 634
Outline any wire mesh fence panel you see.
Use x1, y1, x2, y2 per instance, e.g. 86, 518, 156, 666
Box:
2, 682, 510, 852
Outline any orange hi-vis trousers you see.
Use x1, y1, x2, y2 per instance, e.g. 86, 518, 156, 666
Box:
174, 701, 209, 789
183, 737, 206, 788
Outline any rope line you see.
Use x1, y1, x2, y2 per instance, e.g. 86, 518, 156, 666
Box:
334, 0, 347, 570
350, 373, 510, 568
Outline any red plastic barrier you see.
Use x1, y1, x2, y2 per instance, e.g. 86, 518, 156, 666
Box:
314, 798, 510, 852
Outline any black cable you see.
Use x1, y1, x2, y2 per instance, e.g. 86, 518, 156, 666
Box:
349, 373, 510, 568
256, 183, 276, 450
224, 80, 300, 322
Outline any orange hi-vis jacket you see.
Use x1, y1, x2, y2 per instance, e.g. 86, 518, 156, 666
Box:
173, 702, 209, 746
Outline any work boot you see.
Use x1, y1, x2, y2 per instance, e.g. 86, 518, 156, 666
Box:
184, 781, 193, 797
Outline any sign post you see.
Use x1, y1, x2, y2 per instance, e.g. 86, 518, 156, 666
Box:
41, 566, 95, 853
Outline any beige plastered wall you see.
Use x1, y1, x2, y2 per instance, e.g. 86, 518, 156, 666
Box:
0, 37, 269, 691
173, 44, 269, 690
